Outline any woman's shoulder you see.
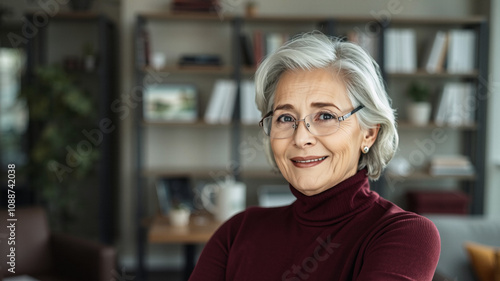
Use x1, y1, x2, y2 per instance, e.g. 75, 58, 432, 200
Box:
371, 197, 441, 245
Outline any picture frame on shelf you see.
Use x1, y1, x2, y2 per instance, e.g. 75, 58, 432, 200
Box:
143, 84, 198, 122
155, 177, 194, 216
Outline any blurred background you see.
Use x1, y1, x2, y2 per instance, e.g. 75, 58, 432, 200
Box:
1, 0, 499, 281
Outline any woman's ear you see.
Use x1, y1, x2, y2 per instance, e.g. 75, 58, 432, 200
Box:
361, 125, 380, 149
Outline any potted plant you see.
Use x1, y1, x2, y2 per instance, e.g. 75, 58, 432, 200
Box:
407, 81, 432, 126
19, 65, 99, 231
169, 202, 191, 227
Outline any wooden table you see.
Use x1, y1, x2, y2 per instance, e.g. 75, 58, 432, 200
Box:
148, 215, 222, 280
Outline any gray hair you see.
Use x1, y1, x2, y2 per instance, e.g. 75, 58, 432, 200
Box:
255, 31, 398, 180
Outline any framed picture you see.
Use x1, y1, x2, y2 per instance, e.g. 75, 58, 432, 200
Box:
143, 84, 198, 122
155, 177, 194, 215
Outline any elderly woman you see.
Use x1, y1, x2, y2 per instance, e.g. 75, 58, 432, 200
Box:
189, 32, 440, 281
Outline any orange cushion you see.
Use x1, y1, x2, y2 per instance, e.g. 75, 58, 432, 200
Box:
464, 241, 500, 281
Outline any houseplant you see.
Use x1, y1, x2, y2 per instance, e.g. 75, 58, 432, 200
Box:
407, 81, 432, 126
19, 65, 99, 231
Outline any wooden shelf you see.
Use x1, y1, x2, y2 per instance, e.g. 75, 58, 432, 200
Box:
148, 215, 222, 243
142, 167, 282, 179
397, 122, 477, 130
142, 65, 233, 75
385, 171, 476, 181
142, 121, 231, 128
26, 11, 104, 21
387, 70, 479, 79
390, 16, 486, 25
139, 12, 231, 21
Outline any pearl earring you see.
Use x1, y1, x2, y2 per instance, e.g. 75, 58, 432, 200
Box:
362, 146, 369, 154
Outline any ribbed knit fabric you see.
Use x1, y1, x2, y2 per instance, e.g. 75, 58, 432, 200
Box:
189, 169, 441, 281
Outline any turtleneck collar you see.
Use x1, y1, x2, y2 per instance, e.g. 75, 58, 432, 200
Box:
290, 168, 379, 227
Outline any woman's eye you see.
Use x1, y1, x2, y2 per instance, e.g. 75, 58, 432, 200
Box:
317, 112, 336, 121
277, 115, 295, 123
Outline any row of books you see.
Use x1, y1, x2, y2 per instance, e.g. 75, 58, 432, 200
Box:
434, 82, 475, 126
240, 31, 291, 67
242, 30, 380, 68
346, 30, 379, 62
204, 79, 261, 124
427, 29, 476, 73
384, 29, 417, 73
430, 155, 475, 176
385, 28, 477, 74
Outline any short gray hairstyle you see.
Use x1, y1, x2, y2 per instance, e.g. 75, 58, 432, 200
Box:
255, 31, 398, 180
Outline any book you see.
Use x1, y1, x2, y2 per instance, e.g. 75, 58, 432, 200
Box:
423, 31, 448, 73
219, 80, 237, 123
240, 80, 261, 125
347, 30, 379, 60
447, 29, 476, 73
240, 33, 255, 67
204, 79, 227, 124
434, 82, 475, 126
204, 79, 237, 124
430, 155, 474, 176
253, 30, 264, 67
384, 29, 417, 73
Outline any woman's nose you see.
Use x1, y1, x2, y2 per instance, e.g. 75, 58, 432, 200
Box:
293, 119, 316, 147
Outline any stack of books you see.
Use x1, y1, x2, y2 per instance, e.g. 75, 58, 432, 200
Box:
171, 0, 219, 13
384, 28, 417, 73
429, 155, 475, 176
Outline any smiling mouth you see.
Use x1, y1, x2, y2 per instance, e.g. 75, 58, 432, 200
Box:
292, 156, 328, 163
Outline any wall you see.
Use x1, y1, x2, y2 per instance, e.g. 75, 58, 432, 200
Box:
117, 0, 495, 270
486, 0, 500, 218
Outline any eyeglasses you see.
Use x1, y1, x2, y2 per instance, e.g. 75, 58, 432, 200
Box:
259, 105, 364, 139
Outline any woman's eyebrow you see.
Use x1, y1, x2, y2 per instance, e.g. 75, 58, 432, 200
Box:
274, 104, 295, 111
311, 102, 341, 111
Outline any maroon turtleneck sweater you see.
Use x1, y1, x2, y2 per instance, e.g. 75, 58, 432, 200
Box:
189, 169, 440, 281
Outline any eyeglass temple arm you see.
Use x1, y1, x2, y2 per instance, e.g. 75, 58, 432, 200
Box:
338, 105, 364, 122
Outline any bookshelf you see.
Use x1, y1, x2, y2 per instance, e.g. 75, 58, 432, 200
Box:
133, 13, 488, 280
382, 17, 488, 216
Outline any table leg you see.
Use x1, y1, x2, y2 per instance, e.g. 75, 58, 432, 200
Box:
183, 244, 196, 281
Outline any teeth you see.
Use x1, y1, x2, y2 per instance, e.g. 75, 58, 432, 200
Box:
294, 156, 327, 163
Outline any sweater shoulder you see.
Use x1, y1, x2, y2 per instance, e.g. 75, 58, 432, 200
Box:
369, 197, 441, 253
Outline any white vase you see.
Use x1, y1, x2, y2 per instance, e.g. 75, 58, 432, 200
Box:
407, 102, 432, 126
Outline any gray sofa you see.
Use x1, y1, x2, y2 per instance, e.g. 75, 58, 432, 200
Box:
427, 215, 500, 281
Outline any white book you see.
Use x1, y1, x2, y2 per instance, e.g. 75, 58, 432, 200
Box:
447, 30, 461, 73
219, 80, 237, 124
447, 82, 464, 126
240, 80, 261, 125
463, 30, 476, 72
384, 29, 398, 73
395, 29, 403, 71
464, 83, 475, 124
424, 31, 447, 73
434, 83, 451, 126
405, 29, 417, 72
204, 79, 227, 124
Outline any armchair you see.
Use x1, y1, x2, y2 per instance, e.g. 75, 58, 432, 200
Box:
0, 206, 116, 281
